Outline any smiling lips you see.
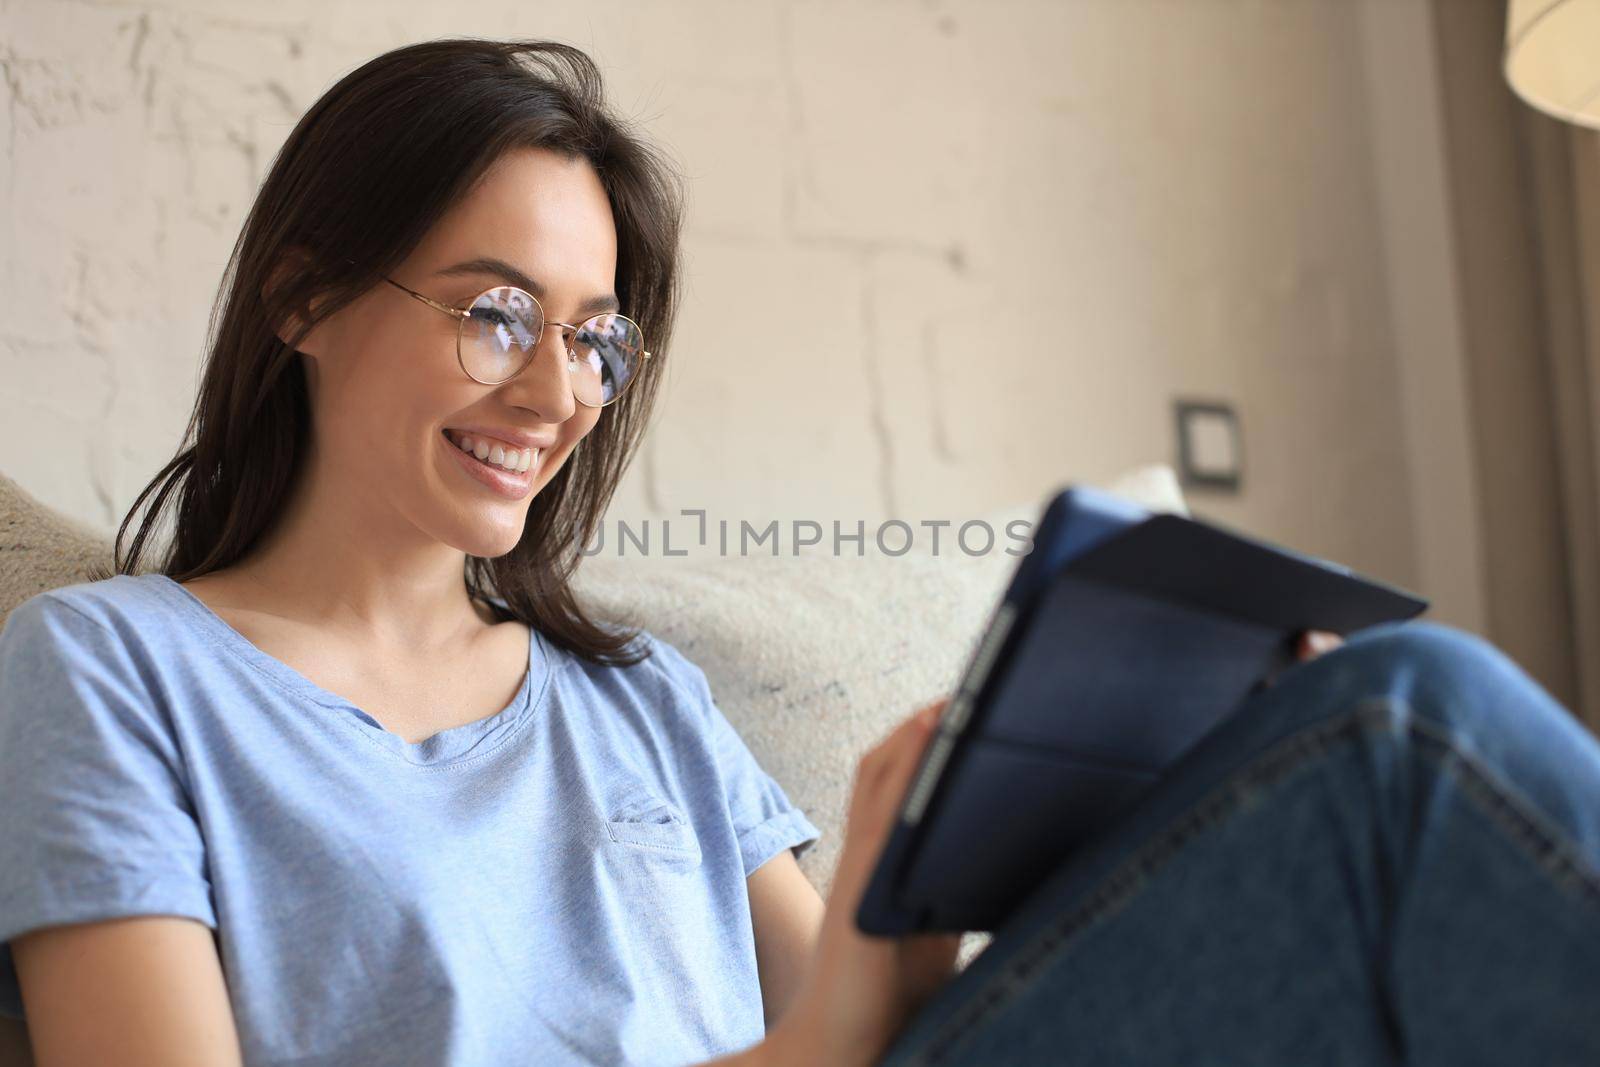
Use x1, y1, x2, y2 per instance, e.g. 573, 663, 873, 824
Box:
445, 429, 539, 474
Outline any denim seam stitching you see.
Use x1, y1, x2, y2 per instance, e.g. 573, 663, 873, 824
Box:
903, 695, 1600, 1065
1407, 714, 1600, 908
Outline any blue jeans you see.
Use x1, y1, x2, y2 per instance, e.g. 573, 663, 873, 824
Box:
874, 620, 1600, 1065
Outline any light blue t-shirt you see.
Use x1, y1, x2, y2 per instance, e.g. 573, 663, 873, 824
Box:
0, 573, 821, 1066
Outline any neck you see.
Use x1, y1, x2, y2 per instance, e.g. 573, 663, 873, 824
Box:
223, 443, 489, 652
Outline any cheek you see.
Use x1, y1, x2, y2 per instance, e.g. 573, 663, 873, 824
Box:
316, 319, 468, 455
566, 406, 604, 447
542, 407, 604, 474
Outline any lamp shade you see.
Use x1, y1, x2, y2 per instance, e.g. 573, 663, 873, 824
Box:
1505, 0, 1600, 129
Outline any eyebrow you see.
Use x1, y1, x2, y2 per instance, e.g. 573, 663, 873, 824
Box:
434, 256, 621, 318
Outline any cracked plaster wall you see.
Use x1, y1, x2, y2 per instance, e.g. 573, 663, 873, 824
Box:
3, 0, 1420, 593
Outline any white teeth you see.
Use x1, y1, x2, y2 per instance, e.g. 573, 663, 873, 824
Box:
491, 448, 530, 473
449, 430, 536, 475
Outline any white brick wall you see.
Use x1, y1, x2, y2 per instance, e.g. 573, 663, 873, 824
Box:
1, 0, 1422, 592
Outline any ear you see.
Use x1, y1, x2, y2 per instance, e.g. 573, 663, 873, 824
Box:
261, 245, 331, 358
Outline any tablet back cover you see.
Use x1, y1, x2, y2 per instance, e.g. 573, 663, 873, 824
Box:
892, 514, 1426, 933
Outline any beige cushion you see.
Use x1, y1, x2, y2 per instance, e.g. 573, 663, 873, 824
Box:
0, 465, 1187, 1003
0, 471, 119, 618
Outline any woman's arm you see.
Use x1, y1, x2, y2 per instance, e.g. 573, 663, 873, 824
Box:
14, 911, 809, 1067
13, 916, 243, 1067
747, 849, 826, 1029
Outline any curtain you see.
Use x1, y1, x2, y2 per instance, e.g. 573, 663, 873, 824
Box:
1431, 0, 1599, 728
1522, 120, 1600, 724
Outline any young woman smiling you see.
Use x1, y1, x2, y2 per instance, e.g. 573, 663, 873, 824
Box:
3, 37, 1600, 1067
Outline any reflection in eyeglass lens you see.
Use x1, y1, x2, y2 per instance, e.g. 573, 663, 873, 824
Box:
462, 288, 541, 382
470, 290, 539, 355
571, 315, 642, 404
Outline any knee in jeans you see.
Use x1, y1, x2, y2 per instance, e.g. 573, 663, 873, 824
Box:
1331, 620, 1551, 740
1341, 619, 1503, 678
1328, 623, 1600, 868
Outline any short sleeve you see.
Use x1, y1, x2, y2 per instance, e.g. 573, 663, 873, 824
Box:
649, 637, 822, 878
0, 593, 215, 1018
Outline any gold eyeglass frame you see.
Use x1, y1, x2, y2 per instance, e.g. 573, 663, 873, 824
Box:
382, 276, 651, 407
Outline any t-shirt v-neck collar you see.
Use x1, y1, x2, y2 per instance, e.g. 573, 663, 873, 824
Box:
149, 573, 548, 768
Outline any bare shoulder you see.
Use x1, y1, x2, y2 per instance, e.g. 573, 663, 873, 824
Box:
174, 570, 279, 634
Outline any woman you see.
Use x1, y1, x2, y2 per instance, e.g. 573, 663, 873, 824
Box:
1, 37, 1596, 1067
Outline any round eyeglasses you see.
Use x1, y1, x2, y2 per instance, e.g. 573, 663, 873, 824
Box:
383, 276, 650, 407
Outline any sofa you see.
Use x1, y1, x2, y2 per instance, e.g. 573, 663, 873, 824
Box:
0, 464, 1188, 1063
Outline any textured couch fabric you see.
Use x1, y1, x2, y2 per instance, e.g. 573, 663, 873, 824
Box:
0, 465, 1186, 1058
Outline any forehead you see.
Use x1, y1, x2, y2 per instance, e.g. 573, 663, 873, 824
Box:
421, 147, 618, 289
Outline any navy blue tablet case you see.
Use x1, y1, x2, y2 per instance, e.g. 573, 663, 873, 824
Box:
855, 485, 1429, 937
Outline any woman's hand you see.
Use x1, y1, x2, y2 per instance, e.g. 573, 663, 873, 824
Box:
758, 632, 1344, 1066
762, 698, 963, 1067
1296, 629, 1344, 662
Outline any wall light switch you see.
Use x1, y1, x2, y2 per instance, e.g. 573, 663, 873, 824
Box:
1173, 399, 1243, 491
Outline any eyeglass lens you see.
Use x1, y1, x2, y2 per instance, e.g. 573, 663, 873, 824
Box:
461, 286, 643, 405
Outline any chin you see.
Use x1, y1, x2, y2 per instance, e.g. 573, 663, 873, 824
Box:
428, 508, 527, 561
460, 528, 525, 560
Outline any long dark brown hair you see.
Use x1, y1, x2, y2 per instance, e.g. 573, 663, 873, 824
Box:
101, 39, 682, 667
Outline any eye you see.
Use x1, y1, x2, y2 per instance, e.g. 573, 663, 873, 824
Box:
471, 306, 514, 328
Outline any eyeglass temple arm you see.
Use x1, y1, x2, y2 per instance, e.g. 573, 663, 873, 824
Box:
383, 277, 467, 320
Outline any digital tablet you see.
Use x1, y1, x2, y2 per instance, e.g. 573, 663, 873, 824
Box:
855, 484, 1429, 937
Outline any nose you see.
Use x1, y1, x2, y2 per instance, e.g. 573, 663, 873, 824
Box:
498, 324, 579, 422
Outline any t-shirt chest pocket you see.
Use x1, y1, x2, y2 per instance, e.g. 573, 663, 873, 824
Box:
601, 783, 703, 866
